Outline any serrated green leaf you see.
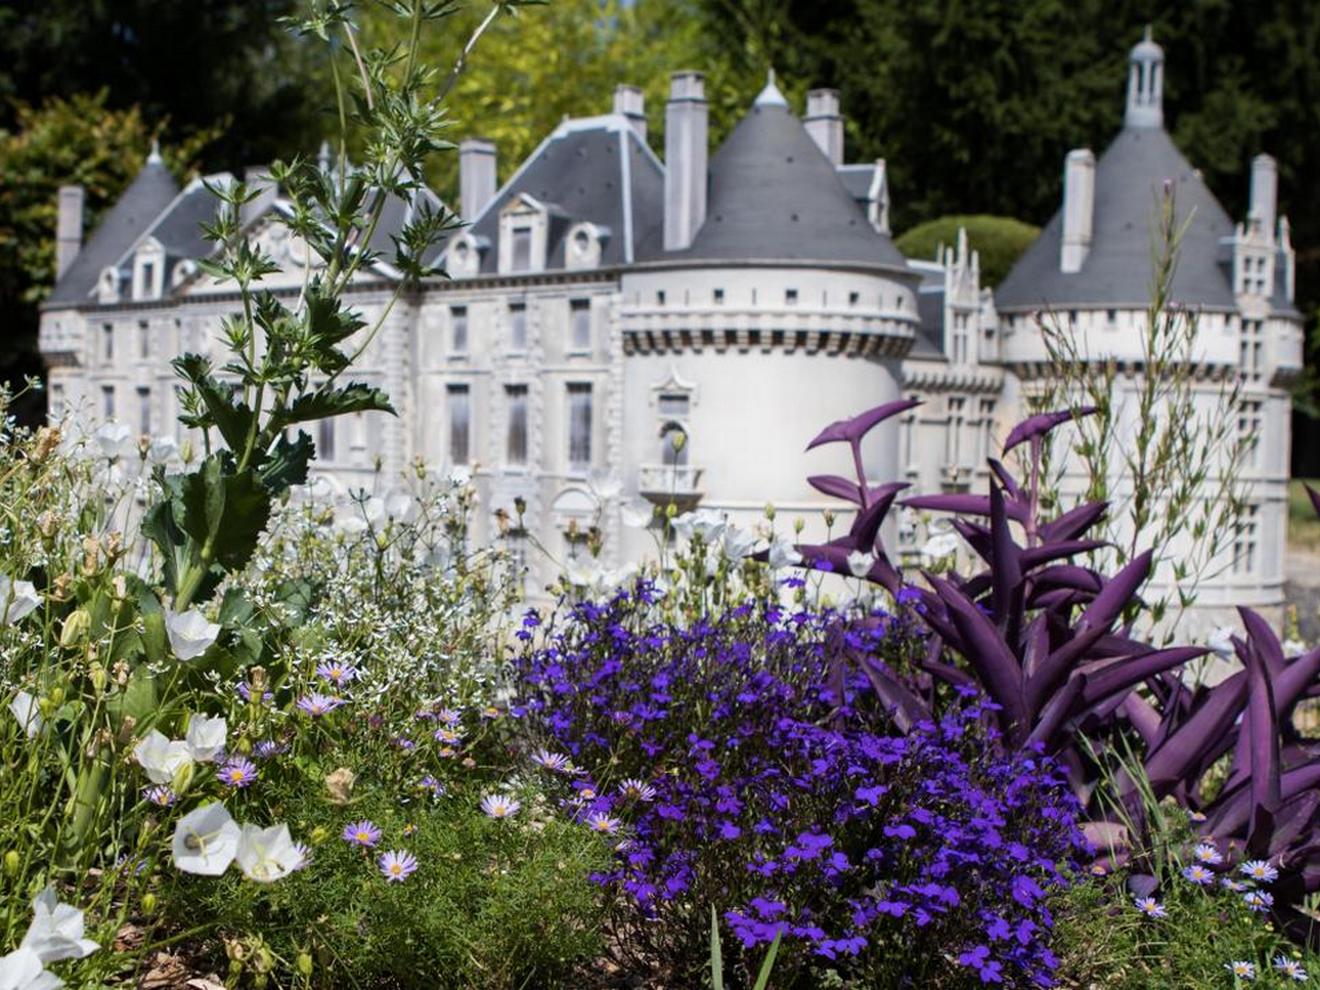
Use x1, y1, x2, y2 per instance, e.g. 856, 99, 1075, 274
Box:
271, 383, 396, 431
172, 353, 255, 453
260, 430, 315, 493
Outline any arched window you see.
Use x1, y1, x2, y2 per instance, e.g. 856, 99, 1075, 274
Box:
660, 421, 688, 467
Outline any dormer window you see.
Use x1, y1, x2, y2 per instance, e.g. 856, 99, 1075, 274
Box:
511, 228, 532, 271
132, 238, 165, 300
565, 222, 609, 271
446, 232, 488, 279
98, 267, 121, 304
498, 194, 550, 275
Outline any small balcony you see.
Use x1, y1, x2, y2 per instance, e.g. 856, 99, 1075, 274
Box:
638, 463, 704, 512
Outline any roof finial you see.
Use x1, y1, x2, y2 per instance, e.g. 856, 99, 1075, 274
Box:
1125, 27, 1164, 129
754, 66, 788, 108
147, 139, 162, 165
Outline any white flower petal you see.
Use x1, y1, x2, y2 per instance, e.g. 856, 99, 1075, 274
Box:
9, 692, 42, 740
171, 804, 239, 876
165, 608, 220, 661
0, 946, 63, 990
184, 715, 227, 763
20, 887, 98, 963
0, 577, 41, 625
235, 823, 301, 883
134, 730, 193, 786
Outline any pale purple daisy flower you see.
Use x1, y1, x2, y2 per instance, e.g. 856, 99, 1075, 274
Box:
1134, 896, 1166, 919
236, 682, 274, 705
342, 819, 382, 848
297, 693, 345, 717
585, 812, 621, 835
1224, 960, 1255, 979
435, 708, 462, 726
315, 661, 359, 686
142, 784, 177, 807
291, 842, 312, 870
1274, 956, 1307, 982
433, 726, 463, 745
1181, 864, 1213, 885
419, 775, 445, 798
618, 778, 657, 802
480, 794, 520, 819
1240, 860, 1279, 884
218, 757, 258, 789
1221, 877, 1249, 892
1244, 890, 1273, 912
530, 748, 571, 773
378, 849, 418, 883
253, 739, 289, 760
1193, 842, 1223, 865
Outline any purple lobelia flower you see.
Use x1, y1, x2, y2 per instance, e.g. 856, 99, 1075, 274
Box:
378, 849, 418, 883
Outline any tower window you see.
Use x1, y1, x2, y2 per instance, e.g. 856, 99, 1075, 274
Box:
713, 288, 725, 305
318, 418, 337, 462
102, 323, 114, 362
137, 387, 151, 435
785, 288, 798, 306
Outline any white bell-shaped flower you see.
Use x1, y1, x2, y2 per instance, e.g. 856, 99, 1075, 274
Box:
0, 577, 40, 625
165, 608, 220, 661
171, 803, 240, 876
20, 887, 99, 963
184, 714, 227, 763
8, 692, 42, 739
134, 730, 193, 786
235, 823, 302, 883
0, 946, 63, 990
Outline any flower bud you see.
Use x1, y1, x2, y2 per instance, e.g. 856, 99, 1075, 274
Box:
296, 953, 313, 977
59, 608, 91, 648
794, 517, 805, 534
48, 685, 65, 707
236, 736, 253, 756
31, 426, 61, 464
764, 503, 776, 521
180, 438, 194, 464
170, 761, 194, 795
823, 509, 836, 528
141, 892, 157, 913
4, 850, 19, 875
89, 663, 107, 694
310, 826, 330, 844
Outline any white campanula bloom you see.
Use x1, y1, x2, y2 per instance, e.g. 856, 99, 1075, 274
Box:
146, 435, 179, 466
587, 471, 623, 503
165, 607, 221, 661
673, 508, 725, 543
720, 525, 758, 561
1239, 860, 1279, 884
1208, 626, 1237, 659
766, 539, 802, 569
235, 823, 302, 882
846, 550, 873, 578
20, 887, 99, 963
562, 558, 604, 590
171, 803, 240, 876
93, 420, 133, 461
0, 576, 40, 625
620, 500, 655, 528
184, 714, 227, 763
133, 730, 193, 786
921, 531, 960, 561
8, 691, 42, 739
384, 493, 417, 524
0, 946, 62, 990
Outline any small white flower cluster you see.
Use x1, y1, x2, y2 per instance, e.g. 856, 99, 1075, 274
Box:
0, 886, 99, 990
171, 803, 306, 882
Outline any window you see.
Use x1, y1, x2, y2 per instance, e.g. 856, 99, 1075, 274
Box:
951, 313, 970, 364
137, 387, 151, 434
1239, 399, 1263, 468
901, 398, 918, 472
101, 385, 115, 419
450, 306, 468, 354
1232, 504, 1260, 575
141, 261, 155, 297
102, 323, 114, 362
505, 385, 528, 465
318, 418, 336, 462
946, 397, 966, 467
1240, 319, 1263, 378
138, 320, 149, 359
508, 303, 527, 351
848, 291, 860, 307
656, 290, 666, 306
567, 383, 592, 471
713, 288, 725, 305
570, 299, 591, 351
511, 227, 532, 272
785, 288, 798, 306
660, 422, 688, 467
1106, 309, 1117, 328
658, 393, 690, 417
49, 384, 64, 420
978, 399, 996, 462
447, 384, 471, 466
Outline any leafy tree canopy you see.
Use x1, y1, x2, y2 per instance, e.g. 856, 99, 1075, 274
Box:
895, 215, 1040, 289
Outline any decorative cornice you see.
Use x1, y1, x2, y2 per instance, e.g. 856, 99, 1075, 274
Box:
902, 363, 1003, 393
622, 325, 914, 359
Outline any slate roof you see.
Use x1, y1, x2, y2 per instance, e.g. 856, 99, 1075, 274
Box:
996, 126, 1237, 312
645, 100, 908, 270
446, 117, 664, 273
836, 163, 877, 209
47, 156, 179, 308
138, 181, 225, 262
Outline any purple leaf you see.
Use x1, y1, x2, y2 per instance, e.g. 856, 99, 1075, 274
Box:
806, 398, 921, 451
1019, 540, 1106, 570
1039, 501, 1109, 544
1142, 672, 1247, 796
986, 459, 1024, 501
1002, 406, 1098, 454
850, 482, 908, 547
808, 474, 863, 504
1077, 646, 1205, 705
929, 577, 1028, 735
1239, 608, 1282, 828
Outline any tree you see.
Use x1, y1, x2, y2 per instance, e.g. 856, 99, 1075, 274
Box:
895, 215, 1039, 288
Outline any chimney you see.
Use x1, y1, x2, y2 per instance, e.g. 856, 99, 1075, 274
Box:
1249, 153, 1277, 239
56, 185, 84, 280
613, 84, 647, 140
664, 71, 708, 252
241, 166, 278, 227
1060, 148, 1096, 273
805, 89, 844, 166
459, 138, 498, 223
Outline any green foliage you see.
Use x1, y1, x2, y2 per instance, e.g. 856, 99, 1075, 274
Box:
894, 214, 1039, 288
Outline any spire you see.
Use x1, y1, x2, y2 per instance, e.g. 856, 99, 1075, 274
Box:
754, 68, 788, 108
147, 139, 163, 165
1125, 25, 1164, 129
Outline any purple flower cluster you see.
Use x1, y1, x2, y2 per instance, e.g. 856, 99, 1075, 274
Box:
513, 587, 1090, 984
